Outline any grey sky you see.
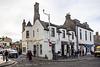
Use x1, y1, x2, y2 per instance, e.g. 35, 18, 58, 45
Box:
0, 0, 100, 42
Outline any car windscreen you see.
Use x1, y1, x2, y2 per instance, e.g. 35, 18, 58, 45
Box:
96, 48, 100, 51
9, 50, 17, 53
0, 49, 3, 51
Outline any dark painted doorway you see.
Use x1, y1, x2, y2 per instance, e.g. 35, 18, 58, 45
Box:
52, 44, 55, 53
61, 45, 64, 56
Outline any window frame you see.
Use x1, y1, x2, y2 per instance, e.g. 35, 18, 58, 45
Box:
80, 29, 82, 39
40, 45, 42, 55
26, 31, 29, 38
90, 32, 92, 41
85, 31, 87, 40
51, 28, 55, 37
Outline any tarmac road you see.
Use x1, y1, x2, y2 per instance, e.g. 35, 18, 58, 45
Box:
6, 55, 100, 67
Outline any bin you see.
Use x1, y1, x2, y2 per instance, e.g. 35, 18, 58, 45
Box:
53, 53, 58, 60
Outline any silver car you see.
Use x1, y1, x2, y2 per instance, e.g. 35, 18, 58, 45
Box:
8, 50, 18, 58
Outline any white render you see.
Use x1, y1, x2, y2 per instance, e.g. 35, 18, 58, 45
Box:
76, 26, 94, 55
22, 19, 77, 57
22, 20, 94, 57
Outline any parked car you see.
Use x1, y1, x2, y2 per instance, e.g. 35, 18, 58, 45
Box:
0, 49, 3, 54
8, 50, 18, 58
95, 46, 100, 57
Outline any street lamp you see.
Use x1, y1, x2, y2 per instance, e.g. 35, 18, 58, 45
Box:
27, 40, 29, 51
67, 32, 71, 57
76, 25, 79, 51
43, 9, 52, 60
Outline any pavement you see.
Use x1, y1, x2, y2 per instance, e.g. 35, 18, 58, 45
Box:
33, 55, 96, 62
0, 55, 96, 67
0, 55, 15, 67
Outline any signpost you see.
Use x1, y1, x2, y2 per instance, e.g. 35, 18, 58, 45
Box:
49, 42, 52, 47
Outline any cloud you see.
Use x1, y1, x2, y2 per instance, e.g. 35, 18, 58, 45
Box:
0, 0, 100, 41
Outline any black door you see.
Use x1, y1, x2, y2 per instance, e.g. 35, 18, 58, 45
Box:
61, 45, 64, 56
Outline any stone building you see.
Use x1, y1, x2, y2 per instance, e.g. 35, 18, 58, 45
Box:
22, 2, 94, 58
0, 36, 12, 49
63, 13, 94, 55
22, 2, 76, 58
94, 32, 100, 47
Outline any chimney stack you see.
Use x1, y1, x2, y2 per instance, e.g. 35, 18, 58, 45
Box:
34, 2, 40, 24
96, 32, 99, 35
22, 19, 26, 32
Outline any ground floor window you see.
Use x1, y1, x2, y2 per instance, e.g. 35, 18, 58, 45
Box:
52, 44, 55, 53
22, 47, 26, 52
40, 45, 42, 55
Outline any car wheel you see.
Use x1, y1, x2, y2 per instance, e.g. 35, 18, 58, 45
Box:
14, 55, 16, 58
95, 55, 97, 57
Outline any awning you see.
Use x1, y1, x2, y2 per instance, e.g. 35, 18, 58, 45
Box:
85, 44, 93, 47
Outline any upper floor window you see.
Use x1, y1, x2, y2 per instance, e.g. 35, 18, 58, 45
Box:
80, 29, 82, 39
85, 31, 87, 40
62, 30, 65, 38
33, 30, 35, 37
26, 31, 29, 38
72, 32, 74, 39
51, 28, 55, 37
90, 32, 92, 41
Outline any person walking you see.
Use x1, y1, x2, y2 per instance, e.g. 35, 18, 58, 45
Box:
18, 50, 23, 62
75, 50, 77, 58
26, 51, 29, 59
34, 49, 36, 57
5, 50, 8, 62
77, 49, 80, 59
82, 49, 84, 56
29, 51, 32, 61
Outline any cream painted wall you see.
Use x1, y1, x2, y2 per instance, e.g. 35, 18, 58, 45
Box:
78, 27, 94, 44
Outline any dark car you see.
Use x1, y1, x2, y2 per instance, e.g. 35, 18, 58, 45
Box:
8, 50, 18, 58
0, 49, 3, 54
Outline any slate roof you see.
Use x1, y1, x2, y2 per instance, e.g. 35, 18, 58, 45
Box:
73, 19, 93, 31
40, 20, 73, 33
27, 21, 32, 26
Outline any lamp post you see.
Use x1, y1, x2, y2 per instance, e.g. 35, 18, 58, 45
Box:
76, 25, 79, 51
2, 36, 5, 61
27, 40, 29, 52
43, 9, 52, 60
67, 32, 71, 57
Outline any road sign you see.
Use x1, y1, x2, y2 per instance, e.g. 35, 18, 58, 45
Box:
49, 42, 52, 47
